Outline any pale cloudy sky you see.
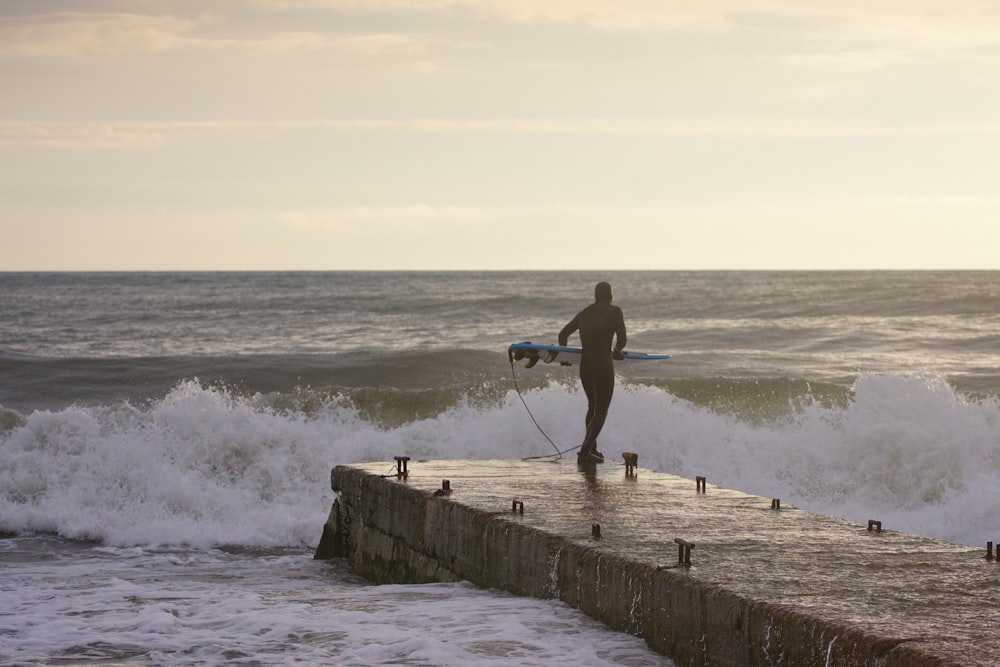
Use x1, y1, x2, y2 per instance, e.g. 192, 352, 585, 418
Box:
2, 0, 1000, 270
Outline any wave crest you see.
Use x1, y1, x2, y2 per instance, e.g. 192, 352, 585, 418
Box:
2, 375, 998, 549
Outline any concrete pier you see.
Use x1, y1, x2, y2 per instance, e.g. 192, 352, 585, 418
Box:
316, 459, 999, 666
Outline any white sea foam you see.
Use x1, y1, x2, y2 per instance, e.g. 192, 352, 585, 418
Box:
0, 541, 671, 666
613, 374, 1000, 547
2, 375, 998, 549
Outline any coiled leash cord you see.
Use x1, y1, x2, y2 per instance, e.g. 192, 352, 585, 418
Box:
508, 351, 581, 461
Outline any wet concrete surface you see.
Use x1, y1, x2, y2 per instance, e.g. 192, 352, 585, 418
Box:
333, 458, 1000, 664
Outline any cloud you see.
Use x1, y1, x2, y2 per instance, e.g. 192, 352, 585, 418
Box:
775, 50, 911, 73
272, 202, 604, 234
0, 12, 200, 60
0, 10, 427, 60
334, 33, 427, 55
4, 1, 998, 80
5, 117, 1000, 150
248, 0, 731, 34
0, 121, 171, 149
275, 204, 496, 233
247, 0, 1000, 47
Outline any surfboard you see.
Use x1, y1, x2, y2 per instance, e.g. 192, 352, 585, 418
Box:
508, 341, 671, 368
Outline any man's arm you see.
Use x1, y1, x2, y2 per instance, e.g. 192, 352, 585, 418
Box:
558, 314, 580, 346
613, 307, 627, 355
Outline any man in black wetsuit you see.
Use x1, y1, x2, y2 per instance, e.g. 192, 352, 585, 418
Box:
559, 282, 627, 464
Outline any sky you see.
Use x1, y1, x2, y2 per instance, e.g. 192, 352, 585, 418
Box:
2, 0, 1000, 271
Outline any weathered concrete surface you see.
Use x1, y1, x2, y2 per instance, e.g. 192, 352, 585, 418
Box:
317, 459, 999, 666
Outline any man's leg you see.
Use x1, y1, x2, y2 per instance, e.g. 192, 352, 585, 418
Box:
579, 370, 597, 458
579, 369, 613, 462
584, 374, 613, 452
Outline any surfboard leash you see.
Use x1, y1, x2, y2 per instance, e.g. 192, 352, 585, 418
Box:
508, 353, 580, 461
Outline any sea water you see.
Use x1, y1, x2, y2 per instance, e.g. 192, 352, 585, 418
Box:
2, 271, 999, 665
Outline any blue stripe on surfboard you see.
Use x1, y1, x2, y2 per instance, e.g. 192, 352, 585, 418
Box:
507, 341, 671, 361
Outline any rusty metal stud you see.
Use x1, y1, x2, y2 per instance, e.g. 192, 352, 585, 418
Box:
512, 499, 524, 514
592, 523, 602, 539
867, 519, 882, 533
987, 541, 994, 561
674, 538, 695, 565
622, 452, 638, 477
771, 498, 781, 510
394, 456, 410, 477
696, 476, 707, 493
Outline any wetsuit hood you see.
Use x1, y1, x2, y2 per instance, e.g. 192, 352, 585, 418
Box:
595, 282, 613, 304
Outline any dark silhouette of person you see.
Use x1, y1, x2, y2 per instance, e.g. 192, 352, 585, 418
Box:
559, 281, 626, 464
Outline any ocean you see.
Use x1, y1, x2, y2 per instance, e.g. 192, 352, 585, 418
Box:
2, 270, 999, 665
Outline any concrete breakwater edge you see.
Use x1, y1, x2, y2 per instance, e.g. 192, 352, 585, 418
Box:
315, 459, 999, 665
